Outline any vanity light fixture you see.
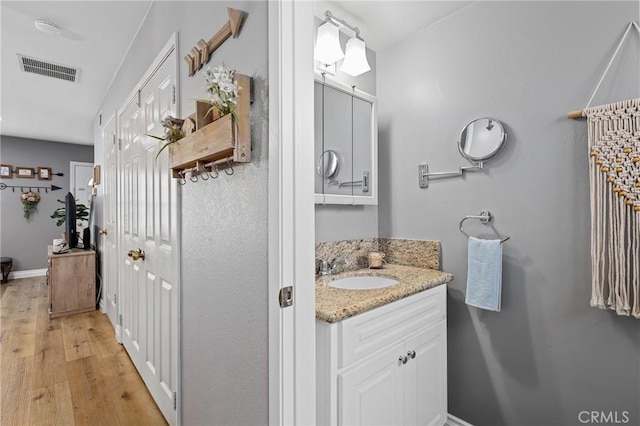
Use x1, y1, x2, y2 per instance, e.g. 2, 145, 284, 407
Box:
314, 11, 371, 77
314, 20, 345, 65
340, 36, 371, 77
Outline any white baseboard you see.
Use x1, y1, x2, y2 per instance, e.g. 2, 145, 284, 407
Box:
447, 413, 474, 426
9, 269, 47, 280
115, 324, 122, 343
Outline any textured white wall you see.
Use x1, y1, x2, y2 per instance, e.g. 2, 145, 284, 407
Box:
94, 1, 269, 424
377, 2, 639, 425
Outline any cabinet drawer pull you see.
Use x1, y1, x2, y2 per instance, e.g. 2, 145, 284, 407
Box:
399, 355, 408, 365
408, 350, 416, 359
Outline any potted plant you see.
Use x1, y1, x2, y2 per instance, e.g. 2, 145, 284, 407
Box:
50, 200, 89, 227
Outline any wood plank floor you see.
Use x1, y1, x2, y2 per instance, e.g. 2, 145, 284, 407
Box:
1, 277, 167, 426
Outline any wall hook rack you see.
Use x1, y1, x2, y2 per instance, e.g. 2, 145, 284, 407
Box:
169, 74, 252, 176
0, 183, 62, 193
176, 157, 236, 185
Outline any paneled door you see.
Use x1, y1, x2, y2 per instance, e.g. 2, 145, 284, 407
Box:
118, 42, 179, 425
101, 115, 118, 329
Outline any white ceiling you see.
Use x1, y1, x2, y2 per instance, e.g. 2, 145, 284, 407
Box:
0, 1, 472, 146
313, 1, 474, 53
0, 1, 151, 146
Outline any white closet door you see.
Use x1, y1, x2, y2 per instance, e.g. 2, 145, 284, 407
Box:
118, 43, 179, 425
101, 115, 118, 328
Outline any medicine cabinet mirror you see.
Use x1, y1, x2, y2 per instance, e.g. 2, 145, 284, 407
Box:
315, 78, 377, 205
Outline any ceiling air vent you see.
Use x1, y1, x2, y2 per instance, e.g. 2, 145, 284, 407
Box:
17, 54, 78, 82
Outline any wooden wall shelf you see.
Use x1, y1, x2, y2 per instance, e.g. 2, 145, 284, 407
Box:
169, 74, 252, 178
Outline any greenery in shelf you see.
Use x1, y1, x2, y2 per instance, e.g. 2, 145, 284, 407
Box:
147, 116, 186, 160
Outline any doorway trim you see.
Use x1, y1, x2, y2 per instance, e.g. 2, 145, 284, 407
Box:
268, 1, 316, 424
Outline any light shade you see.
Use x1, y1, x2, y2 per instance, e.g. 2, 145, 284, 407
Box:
314, 21, 344, 65
340, 37, 371, 77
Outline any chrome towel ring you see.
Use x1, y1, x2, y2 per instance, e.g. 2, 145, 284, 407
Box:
460, 210, 510, 243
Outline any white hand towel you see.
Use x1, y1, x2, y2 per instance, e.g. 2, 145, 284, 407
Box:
465, 237, 503, 312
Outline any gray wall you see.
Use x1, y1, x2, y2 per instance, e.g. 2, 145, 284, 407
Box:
377, 2, 639, 425
315, 20, 379, 242
0, 136, 93, 270
93, 1, 268, 424
316, 204, 378, 242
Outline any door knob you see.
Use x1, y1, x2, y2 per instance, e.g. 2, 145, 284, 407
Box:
127, 249, 145, 261
399, 355, 408, 365
99, 229, 107, 235
408, 350, 416, 359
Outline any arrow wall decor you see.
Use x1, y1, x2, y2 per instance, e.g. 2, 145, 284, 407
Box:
184, 7, 248, 76
0, 183, 62, 193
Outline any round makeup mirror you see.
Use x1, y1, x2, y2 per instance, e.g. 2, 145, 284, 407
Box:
458, 118, 507, 162
317, 150, 340, 179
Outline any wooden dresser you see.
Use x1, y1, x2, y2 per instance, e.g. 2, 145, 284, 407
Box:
47, 245, 96, 319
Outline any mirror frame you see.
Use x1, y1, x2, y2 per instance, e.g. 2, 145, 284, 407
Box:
457, 117, 507, 163
316, 149, 340, 179
314, 74, 378, 205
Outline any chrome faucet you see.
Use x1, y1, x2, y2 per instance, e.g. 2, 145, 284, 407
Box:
316, 256, 347, 276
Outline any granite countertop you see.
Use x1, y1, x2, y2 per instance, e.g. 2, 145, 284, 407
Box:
316, 264, 453, 323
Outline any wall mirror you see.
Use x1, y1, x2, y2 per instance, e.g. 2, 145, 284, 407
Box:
458, 118, 507, 162
418, 117, 507, 188
317, 150, 340, 180
315, 78, 377, 205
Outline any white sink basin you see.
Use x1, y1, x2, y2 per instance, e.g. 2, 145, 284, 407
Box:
328, 276, 399, 290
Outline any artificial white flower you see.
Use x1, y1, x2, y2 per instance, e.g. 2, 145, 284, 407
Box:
203, 65, 239, 116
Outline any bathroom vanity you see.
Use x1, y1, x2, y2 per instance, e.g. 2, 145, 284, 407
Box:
316, 265, 451, 426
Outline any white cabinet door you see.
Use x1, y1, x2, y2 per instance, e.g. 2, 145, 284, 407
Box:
339, 343, 405, 426
352, 96, 373, 199
322, 84, 353, 198
314, 82, 326, 201
318, 288, 447, 426
404, 321, 448, 426
314, 78, 377, 205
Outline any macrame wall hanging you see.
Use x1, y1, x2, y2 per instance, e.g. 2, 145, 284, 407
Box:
568, 21, 640, 319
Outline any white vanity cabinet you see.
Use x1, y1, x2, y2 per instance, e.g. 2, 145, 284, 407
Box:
314, 78, 377, 205
317, 285, 447, 426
